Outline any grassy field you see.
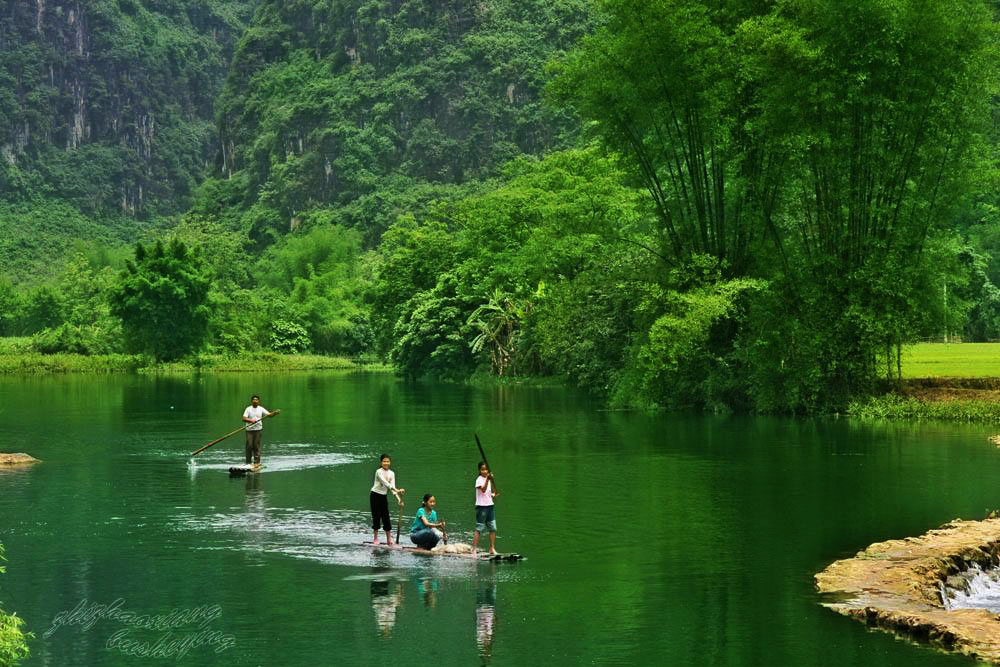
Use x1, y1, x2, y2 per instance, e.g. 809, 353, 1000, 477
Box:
849, 343, 1000, 421
0, 353, 373, 374
902, 343, 1000, 378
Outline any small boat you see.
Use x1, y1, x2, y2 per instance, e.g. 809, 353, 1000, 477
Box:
361, 542, 522, 561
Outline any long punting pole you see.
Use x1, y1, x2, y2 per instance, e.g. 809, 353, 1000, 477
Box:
395, 498, 404, 544
474, 433, 498, 494
190, 411, 279, 457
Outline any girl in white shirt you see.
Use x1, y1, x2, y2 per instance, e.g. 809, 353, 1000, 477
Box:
370, 454, 405, 544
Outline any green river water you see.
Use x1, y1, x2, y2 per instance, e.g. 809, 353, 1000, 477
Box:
0, 372, 993, 666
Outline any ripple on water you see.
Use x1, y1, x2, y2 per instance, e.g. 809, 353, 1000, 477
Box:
171, 506, 529, 580
186, 447, 361, 473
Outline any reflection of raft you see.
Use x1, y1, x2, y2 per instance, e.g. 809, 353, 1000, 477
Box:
362, 542, 523, 561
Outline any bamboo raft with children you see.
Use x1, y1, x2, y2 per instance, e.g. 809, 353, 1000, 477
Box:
363, 435, 518, 561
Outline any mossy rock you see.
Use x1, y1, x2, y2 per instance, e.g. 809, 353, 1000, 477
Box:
0, 453, 40, 465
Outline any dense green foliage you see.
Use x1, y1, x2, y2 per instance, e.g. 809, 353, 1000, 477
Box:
2, 0, 1000, 414
110, 239, 211, 360
546, 0, 998, 410
197, 0, 592, 245
371, 0, 1000, 412
0, 544, 29, 666
373, 146, 647, 381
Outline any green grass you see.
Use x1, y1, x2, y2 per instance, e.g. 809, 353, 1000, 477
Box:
160, 354, 362, 372
849, 394, 1000, 422
0, 344, 392, 374
901, 343, 1000, 378
0, 353, 143, 374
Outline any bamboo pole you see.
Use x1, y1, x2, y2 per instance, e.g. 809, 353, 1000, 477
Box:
190, 410, 280, 457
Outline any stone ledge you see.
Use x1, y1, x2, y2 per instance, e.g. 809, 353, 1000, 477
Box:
0, 453, 40, 465
816, 518, 1000, 662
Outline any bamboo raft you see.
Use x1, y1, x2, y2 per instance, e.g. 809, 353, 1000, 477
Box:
228, 465, 263, 477
362, 542, 522, 561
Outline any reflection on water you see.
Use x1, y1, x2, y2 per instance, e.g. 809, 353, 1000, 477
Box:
5, 372, 998, 666
243, 474, 267, 561
476, 580, 497, 663
244, 469, 262, 496
371, 579, 405, 638
418, 577, 439, 608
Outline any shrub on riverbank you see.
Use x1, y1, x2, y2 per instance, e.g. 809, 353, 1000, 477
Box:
0, 544, 30, 665
162, 354, 364, 372
0, 349, 376, 374
0, 353, 142, 374
849, 394, 1000, 422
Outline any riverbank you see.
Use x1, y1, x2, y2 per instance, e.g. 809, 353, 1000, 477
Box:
849, 379, 1000, 422
815, 516, 1000, 663
844, 343, 1000, 422
0, 351, 388, 374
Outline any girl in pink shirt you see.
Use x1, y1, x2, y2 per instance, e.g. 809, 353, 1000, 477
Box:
472, 462, 498, 555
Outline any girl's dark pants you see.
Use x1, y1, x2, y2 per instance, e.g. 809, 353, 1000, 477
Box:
370, 491, 391, 531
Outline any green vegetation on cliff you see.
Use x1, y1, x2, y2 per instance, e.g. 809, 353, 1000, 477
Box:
198, 0, 592, 244
0, 0, 255, 280
0, 0, 253, 215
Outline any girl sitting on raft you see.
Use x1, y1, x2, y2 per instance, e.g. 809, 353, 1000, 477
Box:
410, 494, 446, 550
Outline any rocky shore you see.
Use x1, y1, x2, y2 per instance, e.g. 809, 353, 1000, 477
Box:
816, 518, 1000, 662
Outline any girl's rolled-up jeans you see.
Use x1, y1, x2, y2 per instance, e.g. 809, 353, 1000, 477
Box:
410, 528, 441, 550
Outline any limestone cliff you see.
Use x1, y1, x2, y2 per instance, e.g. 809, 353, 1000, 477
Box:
0, 0, 254, 215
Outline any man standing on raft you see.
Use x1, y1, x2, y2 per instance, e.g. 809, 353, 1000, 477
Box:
242, 394, 277, 469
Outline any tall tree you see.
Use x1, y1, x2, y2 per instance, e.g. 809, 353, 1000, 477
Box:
110, 239, 211, 361
744, 0, 998, 402
552, 0, 998, 408
549, 0, 785, 276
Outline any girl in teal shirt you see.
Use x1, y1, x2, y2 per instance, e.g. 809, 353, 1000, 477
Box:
410, 494, 446, 550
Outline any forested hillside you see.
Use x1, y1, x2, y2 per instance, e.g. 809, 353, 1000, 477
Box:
0, 0, 254, 277
2, 0, 1000, 417
196, 0, 592, 244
